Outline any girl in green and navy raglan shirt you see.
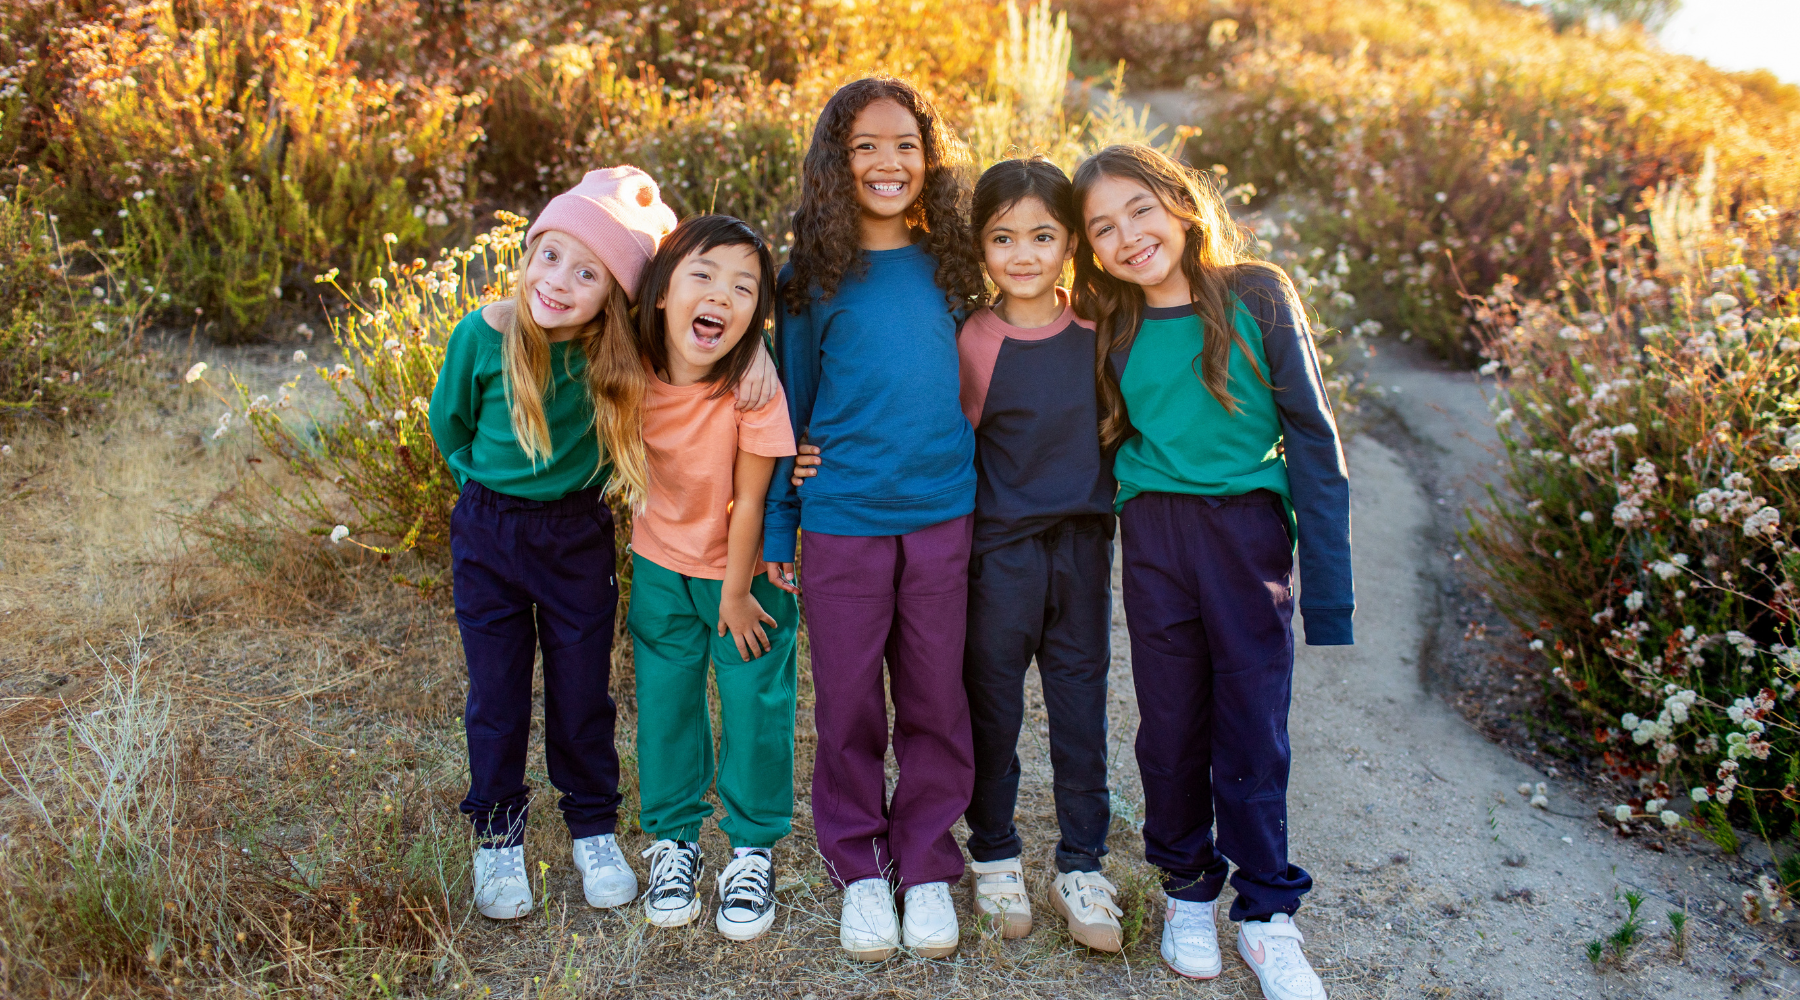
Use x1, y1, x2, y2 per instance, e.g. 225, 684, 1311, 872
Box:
1074, 145, 1353, 1000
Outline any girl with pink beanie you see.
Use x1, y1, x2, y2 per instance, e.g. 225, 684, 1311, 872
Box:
428, 167, 777, 920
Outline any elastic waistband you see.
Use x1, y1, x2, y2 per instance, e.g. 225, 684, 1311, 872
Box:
1137, 488, 1283, 509
460, 479, 611, 519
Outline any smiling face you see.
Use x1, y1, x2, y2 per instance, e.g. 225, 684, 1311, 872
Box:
522, 231, 614, 336
655, 242, 763, 386
847, 98, 925, 247
1082, 173, 1192, 308
981, 195, 1075, 313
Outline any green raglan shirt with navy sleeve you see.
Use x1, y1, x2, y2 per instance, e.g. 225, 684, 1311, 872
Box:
1106, 272, 1355, 645
428, 308, 613, 501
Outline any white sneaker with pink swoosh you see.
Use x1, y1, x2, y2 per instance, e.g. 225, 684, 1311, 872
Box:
1237, 913, 1327, 1000
1159, 898, 1221, 978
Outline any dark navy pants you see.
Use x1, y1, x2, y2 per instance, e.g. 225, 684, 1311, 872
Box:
451, 480, 622, 847
1120, 490, 1312, 921
964, 515, 1113, 873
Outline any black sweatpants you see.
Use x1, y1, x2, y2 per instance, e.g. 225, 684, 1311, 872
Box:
963, 516, 1113, 873
450, 480, 622, 847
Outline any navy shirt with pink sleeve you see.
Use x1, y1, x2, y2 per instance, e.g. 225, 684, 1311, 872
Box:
958, 292, 1116, 555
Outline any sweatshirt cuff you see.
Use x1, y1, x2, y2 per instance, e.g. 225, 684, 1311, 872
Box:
762, 526, 798, 564
1301, 607, 1354, 646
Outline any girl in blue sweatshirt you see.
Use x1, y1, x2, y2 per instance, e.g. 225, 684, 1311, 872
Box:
763, 77, 986, 962
1074, 145, 1352, 1000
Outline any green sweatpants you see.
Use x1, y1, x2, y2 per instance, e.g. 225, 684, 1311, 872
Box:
626, 553, 799, 847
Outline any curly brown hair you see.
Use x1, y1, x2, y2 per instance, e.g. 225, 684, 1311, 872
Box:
782, 77, 985, 315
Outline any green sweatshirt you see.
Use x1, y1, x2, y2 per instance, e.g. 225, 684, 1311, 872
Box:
428, 308, 612, 501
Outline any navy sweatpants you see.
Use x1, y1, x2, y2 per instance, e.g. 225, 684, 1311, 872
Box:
450, 480, 622, 847
1120, 489, 1312, 921
964, 515, 1113, 873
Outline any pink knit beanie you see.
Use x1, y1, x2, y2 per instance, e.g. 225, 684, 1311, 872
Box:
526, 166, 677, 304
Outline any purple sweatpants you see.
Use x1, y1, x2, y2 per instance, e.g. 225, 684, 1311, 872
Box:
1121, 490, 1313, 921
802, 514, 975, 891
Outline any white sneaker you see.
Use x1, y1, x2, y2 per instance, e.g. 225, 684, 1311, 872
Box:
715, 849, 777, 941
1051, 870, 1123, 952
472, 845, 532, 920
901, 881, 959, 959
969, 858, 1032, 939
1238, 914, 1326, 1000
840, 878, 899, 961
1161, 898, 1221, 979
572, 833, 638, 908
640, 840, 703, 928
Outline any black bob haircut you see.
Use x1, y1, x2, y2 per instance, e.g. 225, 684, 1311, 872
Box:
970, 156, 1081, 246
635, 214, 777, 399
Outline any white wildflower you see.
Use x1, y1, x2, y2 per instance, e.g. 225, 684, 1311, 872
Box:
1691, 787, 1710, 802
1660, 810, 1681, 828
1614, 804, 1632, 822
292, 350, 307, 363
329, 525, 350, 544
1580, 511, 1595, 524
1625, 591, 1644, 612
184, 362, 207, 383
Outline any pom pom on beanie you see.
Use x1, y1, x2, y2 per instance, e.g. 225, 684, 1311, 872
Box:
526, 166, 677, 304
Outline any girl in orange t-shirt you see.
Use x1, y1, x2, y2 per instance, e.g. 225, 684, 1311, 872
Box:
620, 214, 798, 942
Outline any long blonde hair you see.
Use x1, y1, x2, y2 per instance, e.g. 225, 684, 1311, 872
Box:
1071, 144, 1293, 450
500, 235, 649, 506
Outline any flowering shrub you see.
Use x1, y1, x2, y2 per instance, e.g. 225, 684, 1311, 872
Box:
192, 215, 530, 560
0, 176, 156, 421
1466, 206, 1800, 839
20, 0, 488, 339
1067, 0, 1800, 362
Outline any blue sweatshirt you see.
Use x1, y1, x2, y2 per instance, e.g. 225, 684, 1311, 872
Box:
763, 243, 976, 562
1105, 270, 1354, 645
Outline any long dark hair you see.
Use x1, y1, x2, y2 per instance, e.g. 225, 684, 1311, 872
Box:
636, 214, 777, 400
783, 76, 985, 315
971, 156, 1080, 245
1071, 144, 1292, 449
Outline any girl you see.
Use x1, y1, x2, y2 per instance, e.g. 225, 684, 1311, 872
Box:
428, 168, 777, 921
1073, 144, 1352, 1000
763, 77, 987, 961
795, 157, 1124, 951
622, 214, 798, 942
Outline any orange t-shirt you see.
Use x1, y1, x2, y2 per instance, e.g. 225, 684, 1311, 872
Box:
630, 365, 798, 580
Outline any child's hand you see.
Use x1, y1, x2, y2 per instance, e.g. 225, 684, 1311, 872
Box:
719, 590, 778, 659
765, 562, 800, 594
791, 443, 822, 486
733, 343, 781, 411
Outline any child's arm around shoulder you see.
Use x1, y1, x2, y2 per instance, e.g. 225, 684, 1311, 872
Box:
1238, 269, 1355, 646
428, 305, 505, 472
762, 270, 820, 565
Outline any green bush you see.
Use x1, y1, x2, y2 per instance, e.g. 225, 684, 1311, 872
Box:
0, 176, 155, 421
1466, 204, 1800, 837
32, 0, 485, 339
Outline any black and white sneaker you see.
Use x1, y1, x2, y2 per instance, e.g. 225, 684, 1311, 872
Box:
641, 839, 704, 927
715, 849, 777, 941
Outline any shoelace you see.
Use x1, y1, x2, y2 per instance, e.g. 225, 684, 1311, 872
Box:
641, 840, 699, 900
844, 880, 893, 931
1067, 873, 1123, 918
907, 883, 954, 921
578, 838, 624, 877
1254, 923, 1312, 979
1165, 903, 1216, 948
483, 848, 525, 881
717, 853, 772, 912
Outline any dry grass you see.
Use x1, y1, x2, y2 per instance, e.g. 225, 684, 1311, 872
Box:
0, 392, 1398, 999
